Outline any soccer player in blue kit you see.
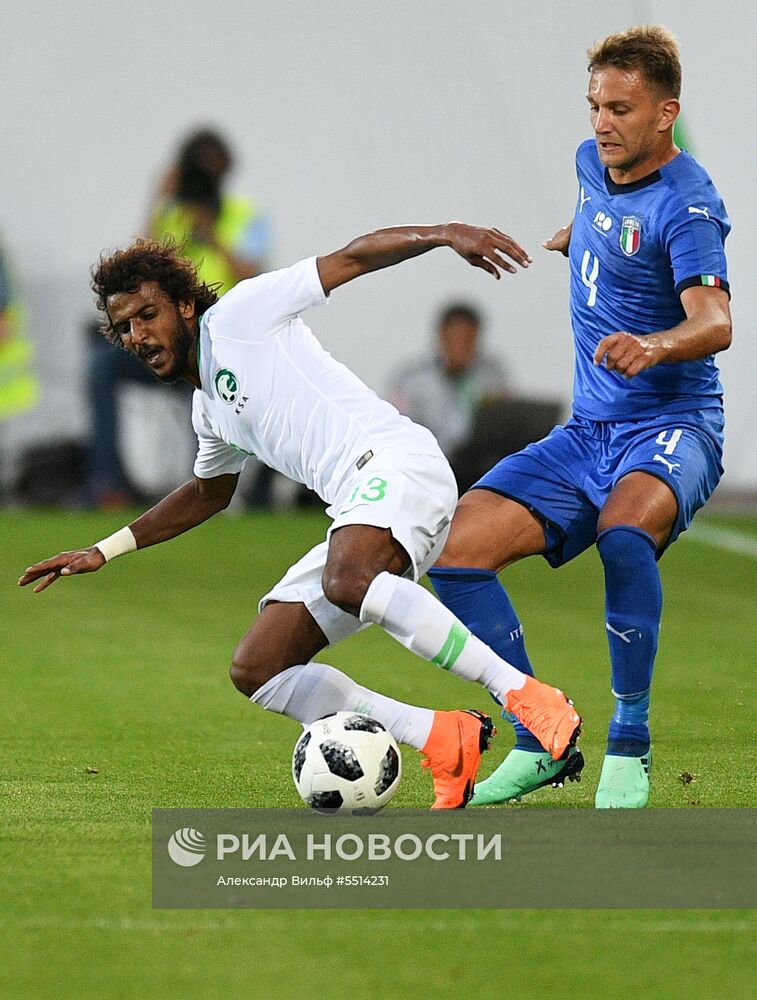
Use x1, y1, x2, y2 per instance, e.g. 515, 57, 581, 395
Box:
429, 25, 732, 807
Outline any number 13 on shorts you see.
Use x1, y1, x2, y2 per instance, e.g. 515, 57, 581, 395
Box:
341, 476, 389, 511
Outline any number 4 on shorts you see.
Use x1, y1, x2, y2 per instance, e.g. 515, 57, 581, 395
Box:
655, 429, 682, 455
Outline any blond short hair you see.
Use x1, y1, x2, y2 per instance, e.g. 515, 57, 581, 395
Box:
588, 25, 681, 98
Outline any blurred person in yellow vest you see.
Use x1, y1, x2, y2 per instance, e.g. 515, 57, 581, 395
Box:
148, 127, 269, 290
0, 236, 38, 423
85, 128, 270, 509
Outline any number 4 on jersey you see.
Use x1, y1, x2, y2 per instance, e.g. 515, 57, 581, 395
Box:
581, 250, 599, 308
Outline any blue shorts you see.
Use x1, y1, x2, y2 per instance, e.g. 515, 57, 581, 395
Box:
473, 409, 724, 566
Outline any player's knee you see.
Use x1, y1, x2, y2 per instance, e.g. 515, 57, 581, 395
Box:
440, 491, 547, 571
321, 562, 372, 617
230, 644, 279, 697
434, 530, 475, 568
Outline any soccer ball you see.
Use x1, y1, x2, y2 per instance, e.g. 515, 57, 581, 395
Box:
292, 712, 402, 814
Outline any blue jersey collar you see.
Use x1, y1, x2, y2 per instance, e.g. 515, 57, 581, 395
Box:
604, 167, 662, 196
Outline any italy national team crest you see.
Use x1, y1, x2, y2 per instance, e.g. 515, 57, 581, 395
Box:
620, 216, 642, 256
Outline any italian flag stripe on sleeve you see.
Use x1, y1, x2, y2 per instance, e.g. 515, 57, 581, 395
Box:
701, 275, 721, 287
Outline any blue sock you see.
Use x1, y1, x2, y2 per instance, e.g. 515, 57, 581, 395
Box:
427, 566, 542, 751
608, 690, 651, 756
597, 526, 661, 757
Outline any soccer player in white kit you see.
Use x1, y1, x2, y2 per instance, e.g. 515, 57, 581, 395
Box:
19, 222, 581, 808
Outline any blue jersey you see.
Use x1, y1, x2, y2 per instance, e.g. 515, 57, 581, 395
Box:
569, 139, 730, 420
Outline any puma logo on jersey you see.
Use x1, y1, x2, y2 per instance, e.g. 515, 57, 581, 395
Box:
653, 454, 680, 474
606, 623, 639, 644
688, 206, 710, 219
579, 186, 591, 212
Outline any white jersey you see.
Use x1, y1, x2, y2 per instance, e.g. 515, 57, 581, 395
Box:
192, 256, 441, 504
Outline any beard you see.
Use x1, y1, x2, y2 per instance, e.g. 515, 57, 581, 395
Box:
607, 149, 642, 173
140, 311, 195, 384
597, 126, 660, 176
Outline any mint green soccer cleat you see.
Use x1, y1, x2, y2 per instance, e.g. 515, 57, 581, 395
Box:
470, 747, 585, 805
595, 752, 651, 808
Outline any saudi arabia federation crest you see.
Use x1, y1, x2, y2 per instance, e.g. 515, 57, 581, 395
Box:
214, 368, 239, 404
620, 216, 642, 256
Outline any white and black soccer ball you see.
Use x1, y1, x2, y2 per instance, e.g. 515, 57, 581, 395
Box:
292, 712, 402, 814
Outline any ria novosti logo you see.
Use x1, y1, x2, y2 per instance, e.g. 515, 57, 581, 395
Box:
167, 828, 207, 867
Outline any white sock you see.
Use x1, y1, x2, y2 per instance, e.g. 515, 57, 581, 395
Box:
359, 571, 527, 701
250, 661, 434, 750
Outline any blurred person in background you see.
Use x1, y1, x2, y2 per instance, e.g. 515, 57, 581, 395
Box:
0, 233, 38, 499
86, 127, 271, 509
387, 303, 510, 487
147, 127, 269, 293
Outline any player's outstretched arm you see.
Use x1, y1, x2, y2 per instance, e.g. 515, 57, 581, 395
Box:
316, 223, 531, 293
594, 286, 732, 379
543, 222, 572, 256
19, 473, 239, 593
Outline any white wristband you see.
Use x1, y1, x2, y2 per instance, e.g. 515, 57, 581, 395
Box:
95, 526, 137, 562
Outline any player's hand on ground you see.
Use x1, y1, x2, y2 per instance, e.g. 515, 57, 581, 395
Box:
542, 223, 572, 256
594, 332, 663, 378
18, 547, 107, 593
445, 223, 531, 278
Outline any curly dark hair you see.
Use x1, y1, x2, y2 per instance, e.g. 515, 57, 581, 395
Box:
91, 238, 221, 345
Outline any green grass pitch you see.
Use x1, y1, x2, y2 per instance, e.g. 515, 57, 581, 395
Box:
1, 508, 755, 998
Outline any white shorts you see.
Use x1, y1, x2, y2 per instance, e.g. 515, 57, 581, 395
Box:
259, 448, 458, 645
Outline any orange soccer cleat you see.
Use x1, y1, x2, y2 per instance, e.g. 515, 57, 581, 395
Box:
421, 709, 496, 809
504, 676, 582, 761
